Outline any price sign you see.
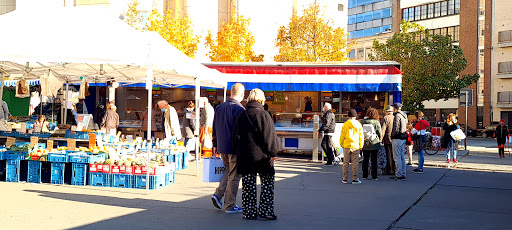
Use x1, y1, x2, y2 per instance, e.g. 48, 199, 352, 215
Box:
19, 123, 27, 133
47, 140, 53, 151
88, 133, 96, 149
6, 137, 15, 148
30, 136, 39, 147
67, 138, 76, 151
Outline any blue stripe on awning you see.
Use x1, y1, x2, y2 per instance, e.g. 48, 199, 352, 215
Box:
3, 80, 40, 86
225, 83, 402, 92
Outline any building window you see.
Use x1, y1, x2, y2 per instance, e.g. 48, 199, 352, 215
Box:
357, 0, 365, 7
356, 30, 363, 38
498, 62, 512, 74
349, 50, 355, 59
356, 14, 364, 23
357, 49, 364, 59
498, 92, 512, 104
364, 12, 373, 22
428, 3, 434, 18
373, 27, 381, 35
382, 8, 392, 18
453, 26, 459, 41
498, 30, 512, 43
440, 1, 448, 16
434, 2, 441, 17
338, 4, 344, 11
415, 6, 421, 21
402, 9, 409, 21
364, 28, 373, 37
374, 10, 381, 20
420, 5, 428, 20
448, 0, 455, 14
455, 0, 460, 14
348, 15, 356, 24
349, 0, 356, 8
365, 48, 372, 61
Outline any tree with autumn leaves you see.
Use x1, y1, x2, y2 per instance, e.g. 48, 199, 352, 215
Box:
205, 15, 262, 62
274, 3, 352, 62
369, 21, 480, 111
123, 0, 200, 58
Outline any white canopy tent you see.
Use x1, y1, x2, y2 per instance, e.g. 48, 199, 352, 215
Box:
0, 7, 225, 191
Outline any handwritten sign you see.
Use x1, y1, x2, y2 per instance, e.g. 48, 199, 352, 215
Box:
88, 133, 96, 149
67, 138, 76, 151
6, 137, 15, 148
19, 123, 27, 133
7, 124, 12, 131
30, 136, 39, 147
47, 140, 53, 151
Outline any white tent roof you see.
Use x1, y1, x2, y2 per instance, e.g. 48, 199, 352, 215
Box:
0, 7, 226, 88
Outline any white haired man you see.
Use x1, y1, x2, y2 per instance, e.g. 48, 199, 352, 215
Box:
319, 102, 336, 166
157, 100, 182, 142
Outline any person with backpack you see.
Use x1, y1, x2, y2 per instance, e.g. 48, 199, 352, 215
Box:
360, 108, 383, 180
340, 109, 364, 184
411, 111, 430, 173
390, 103, 408, 181
319, 102, 336, 166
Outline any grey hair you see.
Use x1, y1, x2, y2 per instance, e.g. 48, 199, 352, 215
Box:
324, 102, 332, 110
247, 88, 266, 105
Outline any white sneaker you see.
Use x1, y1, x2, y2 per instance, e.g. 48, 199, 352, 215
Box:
352, 178, 362, 184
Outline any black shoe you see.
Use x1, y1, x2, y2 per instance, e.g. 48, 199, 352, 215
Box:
412, 169, 423, 174
325, 162, 333, 166
243, 216, 258, 220
259, 214, 277, 221
398, 176, 407, 181
389, 176, 398, 180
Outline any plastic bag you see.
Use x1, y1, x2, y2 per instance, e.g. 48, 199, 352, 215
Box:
450, 129, 466, 141
203, 132, 213, 149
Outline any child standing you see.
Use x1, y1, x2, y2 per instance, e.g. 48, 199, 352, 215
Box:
406, 124, 414, 166
494, 119, 510, 158
340, 109, 364, 184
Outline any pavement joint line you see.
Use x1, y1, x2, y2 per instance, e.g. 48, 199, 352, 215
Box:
415, 203, 512, 216
385, 166, 452, 230
436, 183, 512, 191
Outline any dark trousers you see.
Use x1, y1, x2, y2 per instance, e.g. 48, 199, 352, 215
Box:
384, 143, 396, 175
497, 139, 506, 157
321, 135, 334, 163
362, 149, 378, 179
242, 174, 275, 219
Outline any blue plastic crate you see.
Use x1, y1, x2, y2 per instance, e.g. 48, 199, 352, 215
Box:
68, 153, 88, 163
165, 172, 175, 186
133, 174, 166, 190
51, 162, 65, 184
71, 163, 88, 186
48, 152, 68, 162
0, 151, 4, 160
166, 154, 176, 163
89, 173, 110, 187
27, 161, 41, 183
64, 131, 91, 140
15, 132, 52, 139
0, 131, 19, 137
175, 153, 183, 171
5, 151, 28, 160
111, 174, 133, 188
6, 159, 21, 182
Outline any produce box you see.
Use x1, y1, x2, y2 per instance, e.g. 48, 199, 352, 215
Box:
5, 151, 28, 160
101, 164, 111, 173
89, 164, 103, 173
111, 165, 121, 174
89, 172, 110, 187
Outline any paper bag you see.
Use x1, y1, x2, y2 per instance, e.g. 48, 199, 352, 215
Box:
202, 157, 225, 183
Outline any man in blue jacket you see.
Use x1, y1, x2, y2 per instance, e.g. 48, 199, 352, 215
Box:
211, 83, 246, 213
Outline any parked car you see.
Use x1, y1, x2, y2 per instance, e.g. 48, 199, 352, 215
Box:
477, 124, 498, 138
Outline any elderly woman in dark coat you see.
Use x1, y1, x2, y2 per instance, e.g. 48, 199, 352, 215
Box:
233, 88, 280, 221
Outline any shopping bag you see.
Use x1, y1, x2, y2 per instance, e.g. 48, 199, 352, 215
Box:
450, 129, 466, 141
202, 157, 225, 182
203, 132, 213, 149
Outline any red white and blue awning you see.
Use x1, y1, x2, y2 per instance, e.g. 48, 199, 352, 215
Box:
204, 62, 402, 92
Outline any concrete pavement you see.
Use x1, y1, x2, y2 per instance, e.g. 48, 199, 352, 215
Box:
0, 137, 511, 230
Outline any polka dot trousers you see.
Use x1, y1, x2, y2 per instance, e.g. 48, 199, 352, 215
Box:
242, 173, 275, 219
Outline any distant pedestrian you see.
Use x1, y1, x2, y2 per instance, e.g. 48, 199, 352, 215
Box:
390, 103, 408, 181
233, 88, 279, 220
340, 109, 364, 184
211, 83, 245, 214
406, 124, 414, 166
411, 111, 429, 173
381, 105, 396, 175
320, 102, 336, 166
442, 113, 459, 163
101, 104, 119, 135
360, 108, 382, 180
181, 101, 196, 151
494, 119, 510, 158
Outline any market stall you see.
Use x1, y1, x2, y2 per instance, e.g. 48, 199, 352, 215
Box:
0, 7, 226, 190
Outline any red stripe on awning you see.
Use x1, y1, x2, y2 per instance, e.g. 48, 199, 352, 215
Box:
205, 65, 402, 75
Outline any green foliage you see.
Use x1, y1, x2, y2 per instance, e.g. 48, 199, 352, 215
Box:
370, 21, 479, 111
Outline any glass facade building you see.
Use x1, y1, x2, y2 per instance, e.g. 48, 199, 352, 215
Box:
348, 0, 393, 39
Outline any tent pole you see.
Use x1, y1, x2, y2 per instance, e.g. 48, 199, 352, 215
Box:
0, 73, 4, 118
64, 83, 69, 125
146, 66, 153, 195
195, 77, 200, 176
223, 87, 226, 102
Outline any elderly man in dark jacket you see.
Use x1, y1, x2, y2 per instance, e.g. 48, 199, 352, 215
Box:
381, 105, 395, 175
233, 88, 279, 220
320, 102, 336, 166
391, 103, 408, 181
211, 83, 245, 214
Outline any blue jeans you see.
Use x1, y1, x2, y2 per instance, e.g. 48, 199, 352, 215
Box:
418, 135, 426, 170
446, 139, 457, 160
392, 139, 407, 177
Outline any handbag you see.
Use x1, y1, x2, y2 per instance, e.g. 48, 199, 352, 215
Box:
202, 157, 225, 182
450, 129, 466, 141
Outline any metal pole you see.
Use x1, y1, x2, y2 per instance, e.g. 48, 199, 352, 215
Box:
195, 77, 200, 176
64, 83, 69, 125
312, 114, 319, 162
146, 66, 153, 195
0, 73, 4, 117
465, 91, 468, 151
223, 87, 227, 102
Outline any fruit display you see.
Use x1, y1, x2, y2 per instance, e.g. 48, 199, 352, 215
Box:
29, 149, 49, 161
8, 144, 33, 152
57, 146, 68, 151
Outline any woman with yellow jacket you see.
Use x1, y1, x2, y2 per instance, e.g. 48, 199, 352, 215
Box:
340, 109, 364, 184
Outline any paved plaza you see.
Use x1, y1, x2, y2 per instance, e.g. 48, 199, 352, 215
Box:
1, 137, 511, 230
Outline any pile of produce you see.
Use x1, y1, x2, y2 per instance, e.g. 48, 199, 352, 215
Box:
8, 144, 33, 152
